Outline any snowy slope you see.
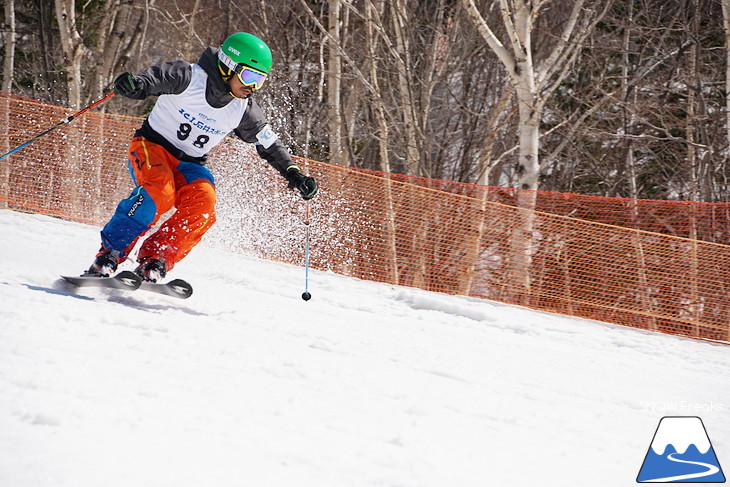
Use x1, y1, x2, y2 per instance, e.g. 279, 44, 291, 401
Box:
0, 210, 728, 487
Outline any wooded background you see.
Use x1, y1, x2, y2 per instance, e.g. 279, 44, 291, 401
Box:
3, 0, 730, 202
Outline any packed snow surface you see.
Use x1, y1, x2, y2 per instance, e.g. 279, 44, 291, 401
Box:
0, 210, 728, 486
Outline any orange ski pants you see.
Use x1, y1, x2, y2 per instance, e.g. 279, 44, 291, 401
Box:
100, 137, 216, 271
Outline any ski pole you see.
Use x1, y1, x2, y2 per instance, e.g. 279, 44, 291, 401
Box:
0, 92, 116, 162
301, 200, 312, 301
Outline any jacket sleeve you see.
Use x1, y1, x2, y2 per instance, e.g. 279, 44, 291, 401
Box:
233, 98, 295, 177
125, 61, 193, 99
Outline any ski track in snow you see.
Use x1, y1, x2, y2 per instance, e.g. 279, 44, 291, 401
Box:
0, 210, 728, 487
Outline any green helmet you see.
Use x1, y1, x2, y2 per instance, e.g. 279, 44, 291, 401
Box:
218, 32, 272, 74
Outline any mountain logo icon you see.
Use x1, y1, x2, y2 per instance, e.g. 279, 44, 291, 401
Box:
637, 416, 726, 483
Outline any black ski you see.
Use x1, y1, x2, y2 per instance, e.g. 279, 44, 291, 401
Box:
61, 270, 142, 291
61, 271, 193, 299
140, 279, 193, 299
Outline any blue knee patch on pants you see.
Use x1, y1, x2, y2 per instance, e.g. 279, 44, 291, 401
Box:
178, 161, 215, 186
100, 186, 158, 256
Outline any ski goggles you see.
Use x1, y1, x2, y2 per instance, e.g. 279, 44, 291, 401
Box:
218, 50, 268, 91
235, 65, 268, 91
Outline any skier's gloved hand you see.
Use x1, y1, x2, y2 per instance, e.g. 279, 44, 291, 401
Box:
285, 165, 318, 200
113, 72, 142, 98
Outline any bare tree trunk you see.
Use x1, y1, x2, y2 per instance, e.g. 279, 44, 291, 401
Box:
366, 0, 399, 284
96, 1, 138, 100
54, 0, 84, 108
136, 0, 151, 67
722, 8, 730, 340
0, 95, 9, 209
389, 0, 420, 175
328, 0, 347, 166
724, 0, 730, 168
418, 0, 452, 178
477, 84, 515, 186
621, 0, 637, 200
460, 85, 515, 295
686, 0, 701, 329
218, 0, 232, 45
0, 0, 14, 208
2, 0, 15, 93
53, 0, 86, 216
185, 0, 202, 61
343, 84, 359, 163
509, 66, 540, 300
619, 0, 656, 331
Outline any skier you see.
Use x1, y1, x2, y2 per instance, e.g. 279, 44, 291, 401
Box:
85, 32, 318, 282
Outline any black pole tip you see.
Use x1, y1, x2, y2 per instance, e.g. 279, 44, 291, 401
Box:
301, 292, 312, 301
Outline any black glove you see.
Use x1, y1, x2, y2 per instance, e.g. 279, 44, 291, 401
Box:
113, 72, 142, 98
285, 166, 318, 200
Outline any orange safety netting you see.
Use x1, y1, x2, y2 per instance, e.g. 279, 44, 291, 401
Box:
1, 92, 728, 343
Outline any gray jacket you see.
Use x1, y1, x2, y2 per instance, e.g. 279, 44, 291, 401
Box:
127, 47, 294, 176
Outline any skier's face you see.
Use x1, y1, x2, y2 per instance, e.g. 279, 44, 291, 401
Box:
228, 75, 255, 99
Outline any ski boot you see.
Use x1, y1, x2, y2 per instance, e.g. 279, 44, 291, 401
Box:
84, 251, 118, 277
135, 258, 167, 283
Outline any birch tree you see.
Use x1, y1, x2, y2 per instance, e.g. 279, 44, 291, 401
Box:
0, 0, 13, 208
92, 1, 145, 102
54, 0, 84, 108
460, 0, 609, 191
460, 0, 610, 299
328, 0, 348, 166
723, 0, 730, 163
388, 0, 420, 174
2, 0, 15, 93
